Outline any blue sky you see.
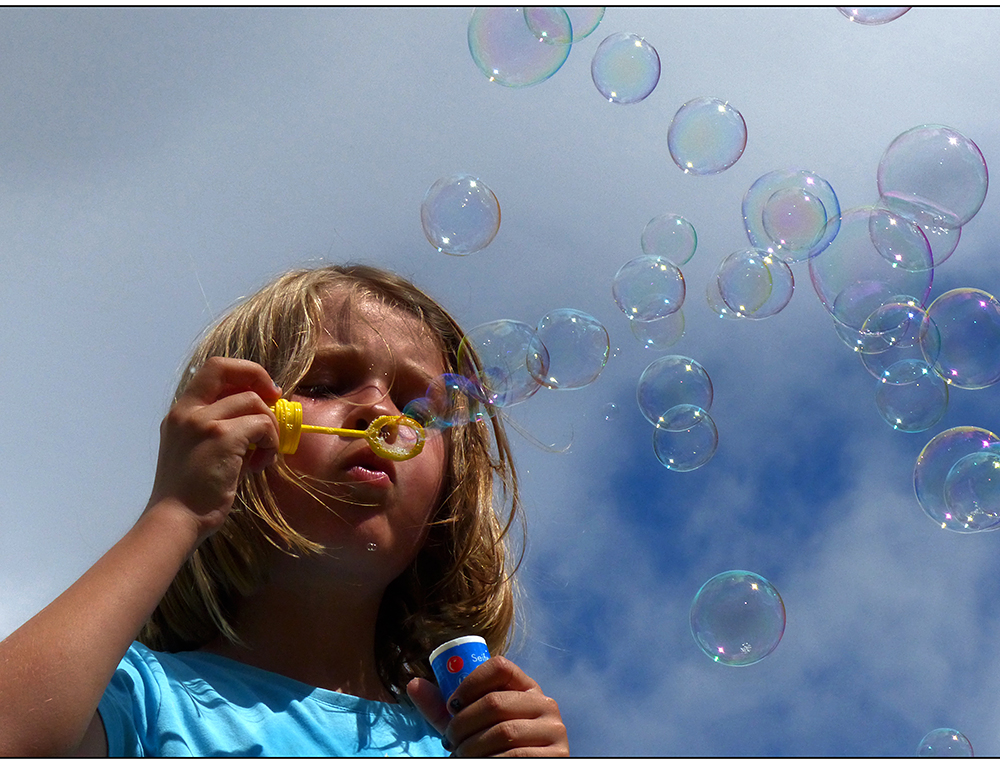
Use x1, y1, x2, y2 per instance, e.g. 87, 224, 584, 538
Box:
3, 6, 1000, 757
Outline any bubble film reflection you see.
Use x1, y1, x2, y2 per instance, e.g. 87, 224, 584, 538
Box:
690, 571, 785, 667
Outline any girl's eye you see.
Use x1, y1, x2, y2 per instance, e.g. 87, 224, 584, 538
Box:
296, 383, 345, 399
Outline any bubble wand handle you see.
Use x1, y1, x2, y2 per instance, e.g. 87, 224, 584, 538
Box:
267, 398, 425, 460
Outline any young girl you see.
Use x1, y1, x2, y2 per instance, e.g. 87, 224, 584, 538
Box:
0, 264, 569, 756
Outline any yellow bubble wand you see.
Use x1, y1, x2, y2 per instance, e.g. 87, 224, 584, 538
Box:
263, 398, 425, 460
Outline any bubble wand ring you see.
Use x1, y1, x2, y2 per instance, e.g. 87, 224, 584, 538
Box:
267, 398, 425, 460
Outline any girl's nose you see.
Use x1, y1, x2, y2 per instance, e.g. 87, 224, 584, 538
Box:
349, 383, 398, 430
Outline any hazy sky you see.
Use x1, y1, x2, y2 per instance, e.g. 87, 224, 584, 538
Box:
3, 6, 1000, 757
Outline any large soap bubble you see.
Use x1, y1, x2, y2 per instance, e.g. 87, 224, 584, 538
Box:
714, 249, 794, 319
859, 298, 940, 380
690, 571, 785, 666
744, 170, 840, 263
877, 124, 988, 230
468, 7, 572, 87
613, 255, 685, 321
944, 450, 1000, 533
591, 32, 660, 104
914, 426, 1000, 532
636, 355, 713, 425
921, 288, 1000, 390
457, 319, 549, 407
653, 404, 718, 471
668, 97, 747, 176
916, 728, 974, 757
421, 173, 501, 255
532, 309, 610, 389
874, 359, 948, 433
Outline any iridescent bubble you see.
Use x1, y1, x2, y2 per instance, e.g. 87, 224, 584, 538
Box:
419, 373, 488, 429
914, 426, 1000, 532
612, 255, 685, 321
468, 7, 572, 87
630, 309, 685, 349
809, 207, 933, 344
706, 277, 741, 320
917, 728, 974, 757
868, 205, 933, 272
522, 7, 573, 45
921, 288, 1000, 390
875, 359, 948, 433
640, 213, 697, 265
859, 299, 941, 380
591, 32, 660, 104
421, 173, 501, 255
877, 124, 988, 230
653, 404, 718, 471
668, 97, 747, 176
532, 309, 610, 390
944, 450, 1000, 532
637, 355, 713, 426
837, 7, 911, 24
564, 7, 605, 41
457, 319, 549, 407
715, 249, 794, 319
744, 170, 840, 263
690, 571, 785, 667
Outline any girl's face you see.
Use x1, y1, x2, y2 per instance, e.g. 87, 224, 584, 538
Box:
269, 289, 450, 589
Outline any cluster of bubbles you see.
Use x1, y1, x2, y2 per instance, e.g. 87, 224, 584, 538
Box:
689, 571, 786, 667
917, 728, 974, 757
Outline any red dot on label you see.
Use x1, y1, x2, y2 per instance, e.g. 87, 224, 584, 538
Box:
446, 655, 464, 673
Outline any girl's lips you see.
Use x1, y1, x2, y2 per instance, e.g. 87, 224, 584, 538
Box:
345, 464, 392, 487
342, 445, 396, 486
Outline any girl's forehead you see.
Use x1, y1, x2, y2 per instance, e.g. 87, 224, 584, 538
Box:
317, 289, 440, 353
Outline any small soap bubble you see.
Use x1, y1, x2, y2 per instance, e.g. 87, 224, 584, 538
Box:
640, 213, 697, 265
917, 728, 974, 757
532, 309, 610, 390
921, 288, 1000, 390
878, 124, 988, 230
714, 249, 794, 319
421, 173, 500, 256
458, 320, 549, 407
875, 359, 948, 433
367, 542, 378, 553
653, 404, 718, 471
523, 7, 573, 45
744, 170, 840, 263
868, 205, 933, 272
859, 299, 941, 380
468, 7, 571, 87
612, 255, 685, 321
636, 355, 713, 426
690, 571, 785, 667
837, 7, 911, 24
809, 207, 932, 339
944, 450, 1000, 532
564, 7, 605, 41
591, 32, 660, 104
630, 309, 685, 349
668, 97, 747, 176
914, 426, 1000, 532
601, 401, 619, 422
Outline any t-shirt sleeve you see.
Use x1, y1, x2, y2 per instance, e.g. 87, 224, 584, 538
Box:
96, 643, 163, 756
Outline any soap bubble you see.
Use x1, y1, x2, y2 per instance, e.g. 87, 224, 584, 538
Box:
532, 309, 610, 389
944, 450, 1000, 533
415, 373, 488, 429
523, 7, 573, 45
637, 355, 713, 426
468, 7, 572, 87
809, 207, 933, 343
668, 97, 747, 176
630, 309, 685, 349
914, 426, 1000, 532
591, 32, 660, 104
458, 320, 549, 407
715, 249, 794, 319
921, 288, 1000, 389
877, 124, 988, 230
744, 170, 840, 263
612, 255, 685, 321
918, 222, 962, 269
837, 7, 911, 24
706, 276, 742, 320
868, 205, 933, 272
690, 570, 785, 667
640, 213, 697, 266
859, 299, 941, 380
563, 7, 605, 41
653, 404, 718, 471
875, 359, 948, 433
421, 173, 501, 255
916, 728, 974, 757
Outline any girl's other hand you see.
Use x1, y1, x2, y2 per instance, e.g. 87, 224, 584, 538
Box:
145, 356, 282, 542
406, 656, 569, 757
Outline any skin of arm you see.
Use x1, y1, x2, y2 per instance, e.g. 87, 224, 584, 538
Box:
0, 358, 281, 756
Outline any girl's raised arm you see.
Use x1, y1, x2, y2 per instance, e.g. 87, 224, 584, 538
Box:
0, 357, 281, 756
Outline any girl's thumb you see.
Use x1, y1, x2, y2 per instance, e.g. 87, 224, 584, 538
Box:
406, 676, 450, 735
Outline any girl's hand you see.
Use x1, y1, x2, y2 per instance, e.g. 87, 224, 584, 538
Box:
407, 656, 569, 757
145, 356, 282, 542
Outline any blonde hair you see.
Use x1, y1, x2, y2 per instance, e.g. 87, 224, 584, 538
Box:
138, 264, 523, 694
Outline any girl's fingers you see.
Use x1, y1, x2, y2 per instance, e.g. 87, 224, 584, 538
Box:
181, 356, 282, 406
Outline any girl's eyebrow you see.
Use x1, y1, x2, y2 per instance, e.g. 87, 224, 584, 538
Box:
308, 345, 440, 391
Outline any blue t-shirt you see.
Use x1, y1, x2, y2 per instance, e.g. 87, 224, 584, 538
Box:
98, 642, 448, 757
